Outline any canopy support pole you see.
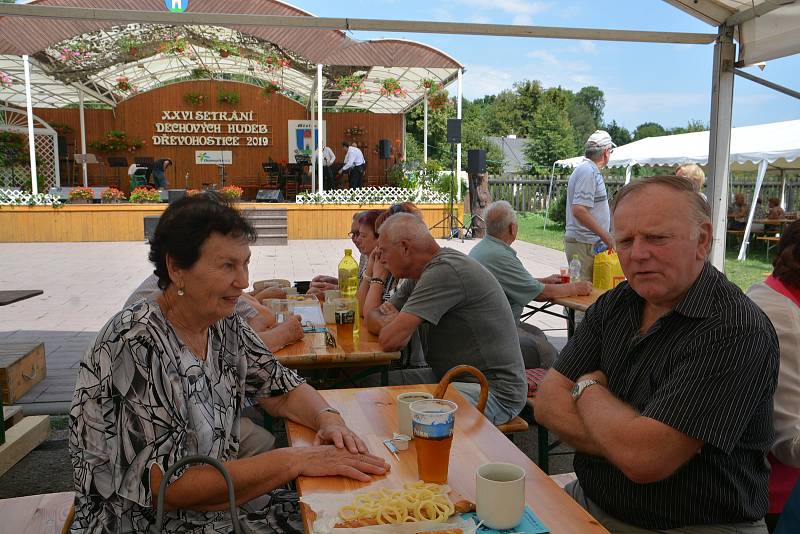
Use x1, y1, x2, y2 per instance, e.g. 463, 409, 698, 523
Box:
79, 89, 88, 187
779, 169, 787, 210
310, 75, 316, 194
23, 55, 37, 195
707, 26, 736, 270
624, 165, 632, 185
737, 159, 768, 261
456, 68, 462, 201
317, 63, 324, 194
423, 95, 428, 163
544, 162, 557, 231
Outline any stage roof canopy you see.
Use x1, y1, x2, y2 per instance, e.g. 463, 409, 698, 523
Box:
0, 0, 462, 113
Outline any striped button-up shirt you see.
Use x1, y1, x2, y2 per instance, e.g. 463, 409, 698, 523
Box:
554, 262, 779, 529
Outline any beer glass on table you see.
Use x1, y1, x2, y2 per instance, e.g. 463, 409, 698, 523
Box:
410, 399, 458, 484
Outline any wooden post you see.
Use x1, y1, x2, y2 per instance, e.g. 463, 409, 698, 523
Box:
468, 171, 492, 238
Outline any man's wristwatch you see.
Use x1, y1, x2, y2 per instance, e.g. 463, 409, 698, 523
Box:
571, 379, 600, 401
317, 407, 341, 418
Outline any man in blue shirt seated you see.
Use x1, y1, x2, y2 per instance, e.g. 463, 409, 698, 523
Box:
469, 200, 592, 369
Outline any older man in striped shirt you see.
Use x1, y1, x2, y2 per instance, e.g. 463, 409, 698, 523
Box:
537, 175, 779, 533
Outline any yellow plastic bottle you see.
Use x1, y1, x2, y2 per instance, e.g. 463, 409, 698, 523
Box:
337, 249, 360, 338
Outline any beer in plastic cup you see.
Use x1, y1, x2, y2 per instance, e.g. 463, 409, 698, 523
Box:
410, 399, 458, 484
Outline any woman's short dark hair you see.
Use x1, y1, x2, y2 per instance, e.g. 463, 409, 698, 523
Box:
356, 209, 384, 237
149, 192, 256, 290
773, 220, 800, 287
375, 202, 422, 232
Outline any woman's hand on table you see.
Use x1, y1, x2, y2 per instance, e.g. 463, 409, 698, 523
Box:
293, 445, 390, 482
314, 411, 369, 454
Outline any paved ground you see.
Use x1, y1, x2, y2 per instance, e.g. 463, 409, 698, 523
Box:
0, 238, 575, 498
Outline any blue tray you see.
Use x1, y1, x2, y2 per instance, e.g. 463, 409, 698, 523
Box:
461, 505, 549, 533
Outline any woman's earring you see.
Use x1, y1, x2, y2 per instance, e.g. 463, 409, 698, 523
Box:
177, 286, 185, 296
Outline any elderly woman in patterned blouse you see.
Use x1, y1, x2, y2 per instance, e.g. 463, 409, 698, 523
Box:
69, 193, 388, 533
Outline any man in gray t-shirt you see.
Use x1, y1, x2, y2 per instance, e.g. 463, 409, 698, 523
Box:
366, 213, 527, 424
565, 130, 616, 282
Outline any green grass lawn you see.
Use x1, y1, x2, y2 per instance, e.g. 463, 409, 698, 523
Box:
514, 211, 772, 291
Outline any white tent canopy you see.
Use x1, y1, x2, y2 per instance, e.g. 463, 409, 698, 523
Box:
555, 120, 800, 172
553, 119, 800, 261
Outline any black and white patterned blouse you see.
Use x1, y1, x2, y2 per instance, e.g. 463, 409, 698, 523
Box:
69, 300, 305, 533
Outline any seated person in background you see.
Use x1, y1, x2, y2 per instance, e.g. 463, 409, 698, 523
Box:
127, 273, 303, 352
536, 176, 779, 533
747, 220, 800, 532
469, 200, 593, 369
768, 197, 786, 220
676, 163, 705, 193
70, 193, 388, 533
308, 211, 366, 297
361, 203, 427, 369
728, 192, 749, 230
366, 213, 527, 424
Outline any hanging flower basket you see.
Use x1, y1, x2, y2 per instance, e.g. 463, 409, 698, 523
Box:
219, 185, 243, 201
0, 70, 12, 89
261, 81, 282, 97
345, 126, 365, 137
162, 38, 188, 55
69, 186, 94, 203
418, 78, 442, 93
115, 76, 132, 92
89, 130, 144, 153
380, 78, 406, 98
215, 41, 239, 58
183, 91, 206, 105
427, 89, 451, 111
117, 37, 142, 57
217, 90, 240, 105
259, 52, 291, 71
335, 74, 367, 94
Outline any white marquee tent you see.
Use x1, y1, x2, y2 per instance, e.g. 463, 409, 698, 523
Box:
554, 119, 800, 260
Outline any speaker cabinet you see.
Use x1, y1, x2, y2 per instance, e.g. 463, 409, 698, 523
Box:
57, 136, 67, 158
447, 118, 462, 144
468, 149, 486, 174
256, 189, 284, 202
378, 139, 391, 160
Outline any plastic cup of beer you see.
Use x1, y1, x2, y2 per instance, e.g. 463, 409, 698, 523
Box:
333, 297, 355, 343
559, 266, 570, 284
396, 391, 434, 438
410, 399, 458, 484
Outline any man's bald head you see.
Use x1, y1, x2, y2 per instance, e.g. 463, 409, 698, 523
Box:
484, 200, 517, 243
378, 213, 439, 279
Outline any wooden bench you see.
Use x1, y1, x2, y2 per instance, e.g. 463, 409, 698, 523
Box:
0, 491, 74, 534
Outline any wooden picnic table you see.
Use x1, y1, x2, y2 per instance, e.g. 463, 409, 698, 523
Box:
286, 384, 609, 534
523, 288, 606, 338
274, 325, 400, 386
0, 290, 43, 307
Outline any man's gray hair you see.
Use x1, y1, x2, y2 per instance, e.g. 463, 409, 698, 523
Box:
380, 212, 432, 244
585, 146, 606, 161
484, 200, 517, 237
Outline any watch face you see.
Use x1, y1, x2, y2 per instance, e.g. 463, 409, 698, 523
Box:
571, 383, 580, 398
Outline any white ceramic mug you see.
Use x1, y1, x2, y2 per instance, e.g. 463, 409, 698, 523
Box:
395, 391, 433, 438
476, 463, 526, 529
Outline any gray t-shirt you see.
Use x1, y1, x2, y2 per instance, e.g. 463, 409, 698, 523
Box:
565, 159, 611, 244
389, 248, 526, 416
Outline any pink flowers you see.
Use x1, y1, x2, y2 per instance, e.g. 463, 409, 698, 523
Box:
0, 71, 11, 89
58, 45, 92, 65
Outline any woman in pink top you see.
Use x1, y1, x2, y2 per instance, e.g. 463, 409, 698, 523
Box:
747, 220, 800, 532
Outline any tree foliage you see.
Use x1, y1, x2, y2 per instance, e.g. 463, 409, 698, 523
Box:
523, 90, 576, 170
633, 122, 667, 140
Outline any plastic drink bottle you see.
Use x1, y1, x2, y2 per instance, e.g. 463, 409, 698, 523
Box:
337, 249, 360, 338
569, 254, 582, 282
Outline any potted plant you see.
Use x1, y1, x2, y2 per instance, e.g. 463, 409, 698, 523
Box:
0, 132, 26, 167
427, 88, 451, 111
261, 81, 282, 98
69, 186, 94, 204
345, 126, 365, 137
115, 76, 132, 92
259, 52, 290, 70
219, 185, 244, 201
190, 67, 212, 79
162, 37, 188, 55
100, 187, 126, 203
216, 89, 240, 105
58, 42, 92, 65
89, 130, 144, 153
117, 37, 142, 56
335, 74, 367, 94
183, 91, 206, 105
418, 78, 442, 93
380, 78, 406, 98
214, 41, 239, 58
0, 70, 12, 89
129, 187, 162, 203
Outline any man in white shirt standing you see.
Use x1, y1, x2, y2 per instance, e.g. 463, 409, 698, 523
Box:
313, 145, 337, 191
338, 142, 366, 189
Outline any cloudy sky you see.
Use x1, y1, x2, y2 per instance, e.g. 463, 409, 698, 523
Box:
290, 0, 800, 131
